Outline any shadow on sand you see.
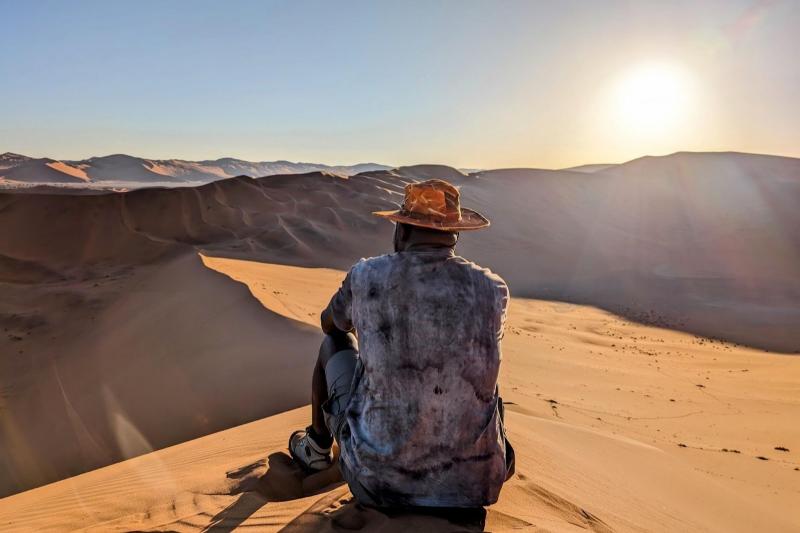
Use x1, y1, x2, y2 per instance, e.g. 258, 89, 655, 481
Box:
202, 451, 488, 532
277, 501, 487, 532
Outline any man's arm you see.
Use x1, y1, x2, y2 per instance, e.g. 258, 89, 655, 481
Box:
321, 267, 355, 335
321, 304, 350, 335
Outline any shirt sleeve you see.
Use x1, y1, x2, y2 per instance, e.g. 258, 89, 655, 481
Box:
496, 279, 510, 341
326, 266, 356, 332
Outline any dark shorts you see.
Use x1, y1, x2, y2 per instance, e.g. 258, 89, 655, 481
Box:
321, 347, 359, 439
322, 347, 384, 505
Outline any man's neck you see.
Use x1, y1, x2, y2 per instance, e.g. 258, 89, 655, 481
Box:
403, 242, 456, 255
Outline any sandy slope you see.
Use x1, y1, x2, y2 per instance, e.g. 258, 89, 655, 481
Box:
2, 259, 796, 532
0, 253, 320, 497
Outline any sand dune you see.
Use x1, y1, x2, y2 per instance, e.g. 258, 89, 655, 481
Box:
561, 163, 617, 173
0, 253, 320, 497
0, 151, 798, 526
457, 152, 800, 352
1, 152, 797, 350
43, 161, 90, 182
1, 260, 797, 532
0, 155, 88, 184
0, 171, 402, 272
0, 152, 390, 187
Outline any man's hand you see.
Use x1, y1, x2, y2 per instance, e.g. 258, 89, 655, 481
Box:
321, 304, 353, 335
320, 305, 337, 334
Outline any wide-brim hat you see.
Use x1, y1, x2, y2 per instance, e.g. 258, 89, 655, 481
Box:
373, 179, 490, 231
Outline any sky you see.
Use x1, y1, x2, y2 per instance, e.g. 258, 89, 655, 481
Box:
1, 0, 798, 169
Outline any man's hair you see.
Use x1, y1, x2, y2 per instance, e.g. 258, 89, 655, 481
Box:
394, 222, 458, 252
398, 222, 457, 239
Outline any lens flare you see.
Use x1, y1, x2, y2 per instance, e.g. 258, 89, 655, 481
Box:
613, 63, 693, 135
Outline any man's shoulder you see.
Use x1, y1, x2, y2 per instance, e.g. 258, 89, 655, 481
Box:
347, 253, 395, 276
452, 255, 508, 289
347, 253, 508, 293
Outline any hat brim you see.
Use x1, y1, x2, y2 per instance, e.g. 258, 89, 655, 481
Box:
372, 207, 490, 231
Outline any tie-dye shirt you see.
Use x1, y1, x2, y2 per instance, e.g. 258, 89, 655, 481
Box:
328, 246, 510, 507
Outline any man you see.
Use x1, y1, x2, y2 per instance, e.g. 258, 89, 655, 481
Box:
289, 179, 513, 508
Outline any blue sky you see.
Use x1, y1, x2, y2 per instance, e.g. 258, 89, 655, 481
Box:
1, 0, 798, 168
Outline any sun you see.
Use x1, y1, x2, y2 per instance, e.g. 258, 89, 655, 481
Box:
612, 63, 693, 134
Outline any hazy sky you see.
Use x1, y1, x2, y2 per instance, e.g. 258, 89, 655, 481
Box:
1, 0, 798, 168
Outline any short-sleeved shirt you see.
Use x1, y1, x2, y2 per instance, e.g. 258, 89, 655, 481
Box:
328, 246, 510, 507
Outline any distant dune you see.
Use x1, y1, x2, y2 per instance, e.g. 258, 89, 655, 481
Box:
562, 163, 617, 173
0, 152, 391, 187
462, 152, 800, 354
0, 154, 89, 184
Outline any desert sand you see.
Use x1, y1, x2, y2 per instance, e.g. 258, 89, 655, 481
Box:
0, 258, 797, 532
0, 152, 798, 530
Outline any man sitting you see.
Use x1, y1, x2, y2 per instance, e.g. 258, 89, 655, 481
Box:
290, 179, 514, 508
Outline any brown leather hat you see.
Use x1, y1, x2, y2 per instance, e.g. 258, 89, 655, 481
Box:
373, 179, 490, 231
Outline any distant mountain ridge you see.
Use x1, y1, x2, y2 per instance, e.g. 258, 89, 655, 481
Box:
0, 152, 391, 186
7, 149, 795, 188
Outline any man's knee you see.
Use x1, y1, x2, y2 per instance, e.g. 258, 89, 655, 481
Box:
319, 331, 357, 367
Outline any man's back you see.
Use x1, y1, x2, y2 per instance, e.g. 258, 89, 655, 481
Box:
331, 247, 510, 507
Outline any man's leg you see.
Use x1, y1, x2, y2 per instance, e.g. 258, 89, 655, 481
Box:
290, 331, 357, 470
310, 332, 356, 447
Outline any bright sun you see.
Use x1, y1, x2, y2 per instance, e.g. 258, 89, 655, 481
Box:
613, 64, 692, 134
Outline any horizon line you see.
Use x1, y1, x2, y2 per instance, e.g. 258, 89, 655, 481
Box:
3, 148, 799, 173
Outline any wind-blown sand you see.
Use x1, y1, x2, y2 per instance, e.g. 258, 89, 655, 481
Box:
1, 258, 797, 532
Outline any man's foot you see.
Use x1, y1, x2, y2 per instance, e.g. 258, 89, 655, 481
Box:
289, 426, 333, 472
